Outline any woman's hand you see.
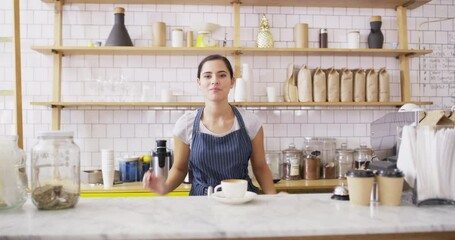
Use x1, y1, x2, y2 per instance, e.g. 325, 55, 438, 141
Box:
142, 170, 167, 195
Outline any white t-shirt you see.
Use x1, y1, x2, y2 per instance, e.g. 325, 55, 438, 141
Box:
173, 108, 262, 147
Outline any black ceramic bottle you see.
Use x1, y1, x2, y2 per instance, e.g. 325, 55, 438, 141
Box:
105, 7, 133, 46
368, 16, 384, 49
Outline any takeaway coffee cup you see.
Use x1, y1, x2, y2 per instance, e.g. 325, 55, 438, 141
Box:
346, 170, 375, 205
376, 169, 404, 206
214, 179, 247, 198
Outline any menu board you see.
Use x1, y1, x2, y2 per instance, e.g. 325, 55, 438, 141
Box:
419, 31, 455, 109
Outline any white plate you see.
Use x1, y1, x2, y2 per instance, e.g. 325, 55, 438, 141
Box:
211, 191, 257, 205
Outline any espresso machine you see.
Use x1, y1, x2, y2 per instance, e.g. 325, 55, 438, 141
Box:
152, 140, 172, 179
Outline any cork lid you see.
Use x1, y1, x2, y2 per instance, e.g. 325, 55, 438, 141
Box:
370, 16, 382, 22
114, 7, 125, 14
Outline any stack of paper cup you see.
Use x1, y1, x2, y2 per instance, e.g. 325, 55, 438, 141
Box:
101, 149, 115, 189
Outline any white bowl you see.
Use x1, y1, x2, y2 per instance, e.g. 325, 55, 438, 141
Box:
191, 22, 220, 33
398, 103, 424, 112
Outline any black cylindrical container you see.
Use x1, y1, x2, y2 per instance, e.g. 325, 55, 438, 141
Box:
368, 16, 384, 48
319, 28, 328, 48
105, 7, 133, 46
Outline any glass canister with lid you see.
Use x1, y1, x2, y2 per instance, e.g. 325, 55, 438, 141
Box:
303, 137, 337, 179
353, 144, 375, 170
0, 135, 28, 210
336, 143, 354, 178
302, 146, 320, 180
281, 143, 302, 180
31, 131, 80, 210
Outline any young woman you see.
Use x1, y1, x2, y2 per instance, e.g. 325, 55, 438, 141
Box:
143, 54, 276, 196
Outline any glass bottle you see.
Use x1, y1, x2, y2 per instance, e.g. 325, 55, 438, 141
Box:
0, 135, 27, 210
105, 7, 133, 46
31, 131, 80, 210
335, 143, 354, 179
281, 143, 302, 180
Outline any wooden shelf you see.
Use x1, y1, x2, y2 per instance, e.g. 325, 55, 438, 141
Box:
40, 0, 431, 9
31, 101, 433, 108
31, 46, 237, 56
31, 46, 432, 58
240, 47, 431, 58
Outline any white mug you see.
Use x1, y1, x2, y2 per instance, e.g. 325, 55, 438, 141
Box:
266, 86, 279, 102
214, 179, 247, 198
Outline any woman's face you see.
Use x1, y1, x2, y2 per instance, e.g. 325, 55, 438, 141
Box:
197, 59, 235, 102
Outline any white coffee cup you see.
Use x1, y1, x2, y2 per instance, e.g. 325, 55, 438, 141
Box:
101, 149, 115, 189
266, 86, 279, 102
161, 89, 175, 102
214, 179, 247, 198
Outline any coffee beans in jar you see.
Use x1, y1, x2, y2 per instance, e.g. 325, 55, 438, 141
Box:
303, 150, 320, 180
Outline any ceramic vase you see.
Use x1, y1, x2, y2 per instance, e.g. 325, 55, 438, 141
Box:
368, 16, 383, 49
105, 7, 133, 46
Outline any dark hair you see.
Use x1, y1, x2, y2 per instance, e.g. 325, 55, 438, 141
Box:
197, 54, 234, 79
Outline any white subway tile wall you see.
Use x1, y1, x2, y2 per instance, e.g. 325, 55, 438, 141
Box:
1, 1, 454, 170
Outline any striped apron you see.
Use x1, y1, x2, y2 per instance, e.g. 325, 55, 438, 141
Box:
189, 106, 258, 196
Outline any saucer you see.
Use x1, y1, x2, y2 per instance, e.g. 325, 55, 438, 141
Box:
211, 191, 257, 205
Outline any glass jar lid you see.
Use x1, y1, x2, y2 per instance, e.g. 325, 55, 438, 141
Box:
346, 169, 375, 178
282, 143, 302, 155
336, 143, 354, 154
38, 131, 74, 138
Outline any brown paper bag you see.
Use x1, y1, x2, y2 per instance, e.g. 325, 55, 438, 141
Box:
313, 68, 327, 102
284, 63, 299, 102
340, 68, 353, 102
298, 65, 313, 102
419, 110, 455, 126
354, 69, 366, 102
327, 68, 340, 102
379, 68, 390, 102
366, 69, 379, 102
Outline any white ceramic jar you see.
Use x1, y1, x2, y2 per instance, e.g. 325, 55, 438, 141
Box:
172, 29, 184, 47
348, 31, 360, 48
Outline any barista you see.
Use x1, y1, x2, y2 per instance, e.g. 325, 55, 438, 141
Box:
143, 54, 276, 196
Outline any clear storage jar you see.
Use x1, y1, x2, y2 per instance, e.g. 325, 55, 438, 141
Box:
303, 137, 336, 179
31, 131, 80, 210
281, 143, 302, 180
0, 135, 27, 210
336, 143, 354, 178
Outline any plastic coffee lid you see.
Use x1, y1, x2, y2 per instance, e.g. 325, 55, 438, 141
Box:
39, 131, 74, 137
377, 169, 404, 178
346, 169, 375, 178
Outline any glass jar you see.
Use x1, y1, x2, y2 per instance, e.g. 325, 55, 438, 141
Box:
336, 143, 354, 178
265, 151, 281, 181
0, 135, 27, 210
31, 131, 80, 210
281, 143, 302, 180
304, 137, 336, 179
353, 144, 374, 170
303, 147, 320, 180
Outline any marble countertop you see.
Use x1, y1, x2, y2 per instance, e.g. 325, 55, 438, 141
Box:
1, 193, 455, 239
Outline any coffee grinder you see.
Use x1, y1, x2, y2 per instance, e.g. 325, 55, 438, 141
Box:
152, 140, 172, 179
